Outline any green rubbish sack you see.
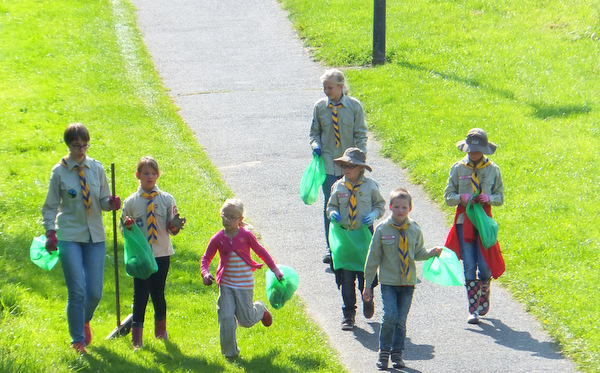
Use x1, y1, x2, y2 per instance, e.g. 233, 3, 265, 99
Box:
123, 223, 158, 280
30, 234, 60, 271
265, 265, 299, 310
465, 195, 499, 249
422, 247, 463, 286
299, 153, 326, 205
328, 222, 372, 271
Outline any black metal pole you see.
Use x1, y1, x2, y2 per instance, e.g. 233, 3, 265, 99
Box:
373, 0, 386, 65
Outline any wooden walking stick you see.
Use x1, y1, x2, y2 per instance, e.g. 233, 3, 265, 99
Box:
106, 163, 133, 339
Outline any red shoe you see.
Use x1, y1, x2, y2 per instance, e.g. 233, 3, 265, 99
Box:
84, 322, 92, 346
71, 342, 88, 355
261, 308, 272, 327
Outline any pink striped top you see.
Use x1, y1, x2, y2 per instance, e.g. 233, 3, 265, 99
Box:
220, 252, 254, 289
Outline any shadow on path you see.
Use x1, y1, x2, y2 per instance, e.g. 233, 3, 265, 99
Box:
468, 318, 566, 360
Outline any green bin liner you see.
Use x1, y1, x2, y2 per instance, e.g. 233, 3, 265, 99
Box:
328, 222, 372, 271
265, 265, 299, 310
422, 247, 463, 286
30, 234, 60, 271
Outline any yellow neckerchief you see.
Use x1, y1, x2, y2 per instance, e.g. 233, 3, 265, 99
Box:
391, 220, 411, 281
344, 176, 364, 229
462, 156, 491, 193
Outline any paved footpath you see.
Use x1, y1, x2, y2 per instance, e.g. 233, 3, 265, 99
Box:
131, 0, 578, 371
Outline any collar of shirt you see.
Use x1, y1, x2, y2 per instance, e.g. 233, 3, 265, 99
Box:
137, 185, 161, 196
327, 93, 350, 107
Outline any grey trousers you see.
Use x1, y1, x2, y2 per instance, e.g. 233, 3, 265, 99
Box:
217, 284, 267, 357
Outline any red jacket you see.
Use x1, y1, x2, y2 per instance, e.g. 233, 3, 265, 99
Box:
445, 204, 505, 279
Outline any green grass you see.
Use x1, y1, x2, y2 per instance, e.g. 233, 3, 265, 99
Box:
0, 0, 344, 371
280, 0, 600, 371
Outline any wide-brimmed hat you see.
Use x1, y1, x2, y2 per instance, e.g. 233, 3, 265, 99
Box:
333, 147, 372, 172
456, 128, 497, 155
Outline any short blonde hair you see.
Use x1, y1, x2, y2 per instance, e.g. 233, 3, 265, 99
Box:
389, 188, 412, 208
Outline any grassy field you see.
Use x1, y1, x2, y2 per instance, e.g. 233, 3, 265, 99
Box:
280, 0, 600, 371
0, 0, 344, 372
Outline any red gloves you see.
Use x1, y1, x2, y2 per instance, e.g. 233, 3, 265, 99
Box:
203, 273, 215, 286
474, 193, 490, 204
45, 230, 58, 254
108, 195, 121, 211
123, 217, 135, 230
460, 193, 472, 205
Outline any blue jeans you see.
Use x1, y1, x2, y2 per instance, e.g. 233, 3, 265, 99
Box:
456, 224, 491, 281
379, 284, 414, 351
59, 240, 106, 343
323, 174, 343, 248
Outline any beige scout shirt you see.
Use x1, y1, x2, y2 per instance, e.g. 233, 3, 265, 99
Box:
326, 174, 386, 230
121, 186, 177, 257
309, 94, 368, 176
364, 216, 437, 287
42, 156, 111, 243
443, 155, 504, 224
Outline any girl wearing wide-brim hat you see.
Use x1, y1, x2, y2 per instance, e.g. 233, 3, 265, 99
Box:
326, 147, 385, 330
443, 128, 505, 324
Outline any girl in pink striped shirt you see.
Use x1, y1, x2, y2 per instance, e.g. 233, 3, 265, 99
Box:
201, 199, 283, 359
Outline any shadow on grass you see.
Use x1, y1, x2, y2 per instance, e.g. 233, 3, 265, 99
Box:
396, 61, 592, 120
468, 318, 566, 360
225, 348, 328, 372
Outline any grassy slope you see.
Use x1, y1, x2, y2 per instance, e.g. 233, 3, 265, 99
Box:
280, 0, 599, 371
0, 0, 344, 371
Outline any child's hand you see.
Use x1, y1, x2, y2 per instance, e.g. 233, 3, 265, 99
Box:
312, 145, 321, 156
202, 273, 215, 286
362, 288, 372, 302
474, 193, 490, 204
108, 195, 122, 211
362, 212, 377, 225
274, 268, 284, 282
123, 217, 135, 230
432, 246, 444, 257
460, 193, 472, 205
330, 211, 341, 223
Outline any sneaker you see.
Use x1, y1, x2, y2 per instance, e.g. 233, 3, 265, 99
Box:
261, 308, 273, 327
341, 319, 354, 331
467, 313, 480, 324
363, 299, 374, 319
322, 253, 332, 264
391, 350, 405, 369
71, 342, 88, 355
83, 322, 92, 346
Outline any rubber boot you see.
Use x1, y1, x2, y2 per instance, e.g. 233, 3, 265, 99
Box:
155, 318, 168, 340
83, 321, 92, 346
466, 280, 481, 324
376, 349, 390, 370
391, 349, 406, 369
132, 325, 143, 350
478, 278, 491, 316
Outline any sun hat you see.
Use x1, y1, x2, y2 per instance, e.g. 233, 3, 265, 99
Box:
456, 128, 497, 155
333, 147, 372, 172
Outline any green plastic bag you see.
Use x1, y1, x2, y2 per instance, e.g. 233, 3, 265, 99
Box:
265, 265, 299, 310
328, 222, 373, 271
299, 153, 326, 205
422, 247, 463, 286
30, 234, 60, 271
465, 195, 499, 249
123, 223, 158, 280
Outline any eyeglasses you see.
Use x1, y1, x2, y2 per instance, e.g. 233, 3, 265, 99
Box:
340, 164, 358, 169
70, 143, 90, 150
221, 213, 240, 221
